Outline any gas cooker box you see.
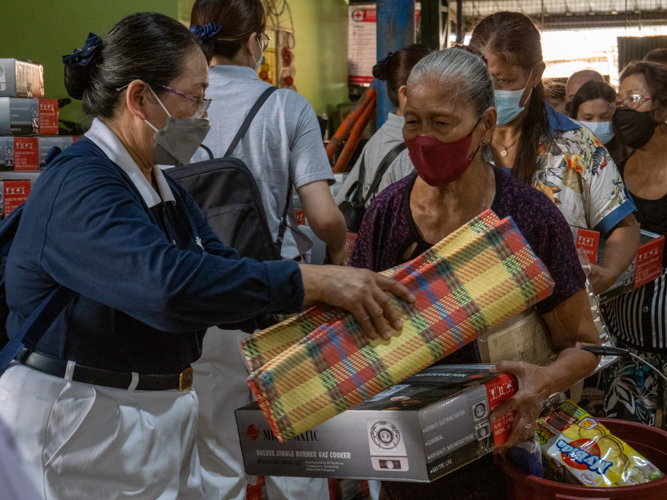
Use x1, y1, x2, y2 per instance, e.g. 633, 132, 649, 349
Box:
573, 227, 664, 302
236, 365, 517, 483
0, 59, 44, 98
0, 136, 74, 171
0, 98, 59, 136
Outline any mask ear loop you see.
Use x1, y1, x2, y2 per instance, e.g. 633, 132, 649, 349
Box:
145, 85, 172, 132
467, 116, 484, 161
519, 69, 535, 108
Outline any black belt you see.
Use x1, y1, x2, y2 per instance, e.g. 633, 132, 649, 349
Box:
16, 348, 194, 391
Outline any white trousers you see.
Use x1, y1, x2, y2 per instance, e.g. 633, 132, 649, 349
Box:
0, 362, 202, 500
194, 328, 329, 500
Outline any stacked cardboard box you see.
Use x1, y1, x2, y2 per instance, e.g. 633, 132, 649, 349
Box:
0, 59, 75, 218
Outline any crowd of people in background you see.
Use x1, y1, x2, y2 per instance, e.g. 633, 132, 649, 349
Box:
1, 1, 667, 499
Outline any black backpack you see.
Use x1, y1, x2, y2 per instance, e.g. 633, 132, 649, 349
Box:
169, 87, 303, 332
169, 87, 295, 262
338, 142, 407, 233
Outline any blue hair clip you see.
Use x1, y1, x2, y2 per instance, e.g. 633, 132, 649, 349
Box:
62, 33, 103, 66
189, 23, 223, 41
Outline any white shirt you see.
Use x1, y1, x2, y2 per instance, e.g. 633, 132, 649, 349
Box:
193, 65, 334, 259
85, 118, 175, 208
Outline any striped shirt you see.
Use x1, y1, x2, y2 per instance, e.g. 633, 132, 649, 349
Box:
605, 270, 667, 351
604, 157, 667, 352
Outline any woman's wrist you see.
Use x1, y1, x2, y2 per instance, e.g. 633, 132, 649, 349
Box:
299, 264, 322, 304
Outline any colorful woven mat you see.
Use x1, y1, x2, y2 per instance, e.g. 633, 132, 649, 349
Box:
243, 210, 554, 441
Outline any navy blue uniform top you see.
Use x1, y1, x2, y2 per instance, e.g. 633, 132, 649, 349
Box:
5, 136, 304, 374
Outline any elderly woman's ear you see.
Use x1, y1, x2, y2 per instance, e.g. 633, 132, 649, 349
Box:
480, 107, 497, 145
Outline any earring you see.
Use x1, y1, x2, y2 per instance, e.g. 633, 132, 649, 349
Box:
481, 140, 487, 145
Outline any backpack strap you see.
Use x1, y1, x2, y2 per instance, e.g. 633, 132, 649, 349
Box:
361, 142, 407, 206
275, 183, 293, 253
0, 286, 77, 373
224, 86, 280, 158
342, 155, 367, 206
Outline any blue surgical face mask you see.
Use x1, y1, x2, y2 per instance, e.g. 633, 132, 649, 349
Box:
494, 72, 533, 126
573, 119, 614, 145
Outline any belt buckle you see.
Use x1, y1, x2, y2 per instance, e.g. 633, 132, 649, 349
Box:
179, 366, 194, 391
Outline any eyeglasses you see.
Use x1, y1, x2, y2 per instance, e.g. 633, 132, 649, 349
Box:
259, 32, 271, 51
616, 94, 652, 110
116, 83, 211, 119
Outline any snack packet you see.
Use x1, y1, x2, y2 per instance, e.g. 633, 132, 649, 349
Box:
536, 400, 663, 487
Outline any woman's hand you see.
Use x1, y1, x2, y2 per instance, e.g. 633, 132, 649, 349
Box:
326, 243, 349, 266
489, 360, 552, 450
300, 264, 415, 341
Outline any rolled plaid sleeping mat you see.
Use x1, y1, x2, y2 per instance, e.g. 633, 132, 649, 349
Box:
242, 210, 555, 441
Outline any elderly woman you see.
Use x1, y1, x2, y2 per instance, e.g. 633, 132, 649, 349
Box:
351, 47, 600, 500
603, 61, 667, 429
0, 13, 412, 499
469, 12, 639, 296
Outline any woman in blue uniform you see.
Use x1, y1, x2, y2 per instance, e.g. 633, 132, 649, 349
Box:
0, 13, 412, 500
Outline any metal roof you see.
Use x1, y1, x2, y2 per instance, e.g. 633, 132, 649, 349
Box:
462, 1, 667, 29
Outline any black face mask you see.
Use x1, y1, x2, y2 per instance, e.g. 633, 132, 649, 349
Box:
612, 107, 660, 149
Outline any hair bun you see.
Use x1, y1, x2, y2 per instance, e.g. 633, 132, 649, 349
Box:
372, 52, 394, 81
64, 64, 89, 100
62, 33, 104, 101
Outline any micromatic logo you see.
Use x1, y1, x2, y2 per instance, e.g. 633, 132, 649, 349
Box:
556, 439, 612, 475
262, 429, 320, 442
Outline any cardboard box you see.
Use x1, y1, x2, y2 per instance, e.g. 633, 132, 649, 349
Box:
236, 365, 517, 483
0, 59, 44, 98
0, 98, 59, 135
2, 180, 31, 218
0, 136, 74, 171
572, 227, 665, 302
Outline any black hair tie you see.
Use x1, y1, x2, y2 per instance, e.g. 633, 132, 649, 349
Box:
372, 52, 394, 81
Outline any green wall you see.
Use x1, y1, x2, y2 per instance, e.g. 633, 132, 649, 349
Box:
0, 0, 350, 123
0, 0, 180, 124
284, 0, 350, 115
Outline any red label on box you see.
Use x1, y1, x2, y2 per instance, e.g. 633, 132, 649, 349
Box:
38, 99, 59, 135
484, 374, 518, 447
634, 237, 665, 289
573, 228, 600, 265
13, 137, 39, 171
295, 208, 307, 226
4, 180, 31, 216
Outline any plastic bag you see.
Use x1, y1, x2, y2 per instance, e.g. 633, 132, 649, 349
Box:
537, 400, 663, 487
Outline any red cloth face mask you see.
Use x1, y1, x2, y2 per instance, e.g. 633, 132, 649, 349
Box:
405, 123, 480, 186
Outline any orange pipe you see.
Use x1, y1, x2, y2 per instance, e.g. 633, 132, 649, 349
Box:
332, 95, 377, 174
325, 87, 377, 161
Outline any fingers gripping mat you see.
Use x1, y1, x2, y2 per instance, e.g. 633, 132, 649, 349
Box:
242, 210, 554, 441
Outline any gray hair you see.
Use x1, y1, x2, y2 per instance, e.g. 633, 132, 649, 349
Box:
407, 47, 495, 118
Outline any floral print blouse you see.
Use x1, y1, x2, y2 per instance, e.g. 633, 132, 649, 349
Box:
492, 104, 635, 236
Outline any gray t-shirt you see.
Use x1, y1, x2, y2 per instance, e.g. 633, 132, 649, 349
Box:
195, 65, 334, 259
335, 113, 415, 208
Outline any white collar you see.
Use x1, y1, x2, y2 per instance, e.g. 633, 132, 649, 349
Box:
85, 118, 176, 208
